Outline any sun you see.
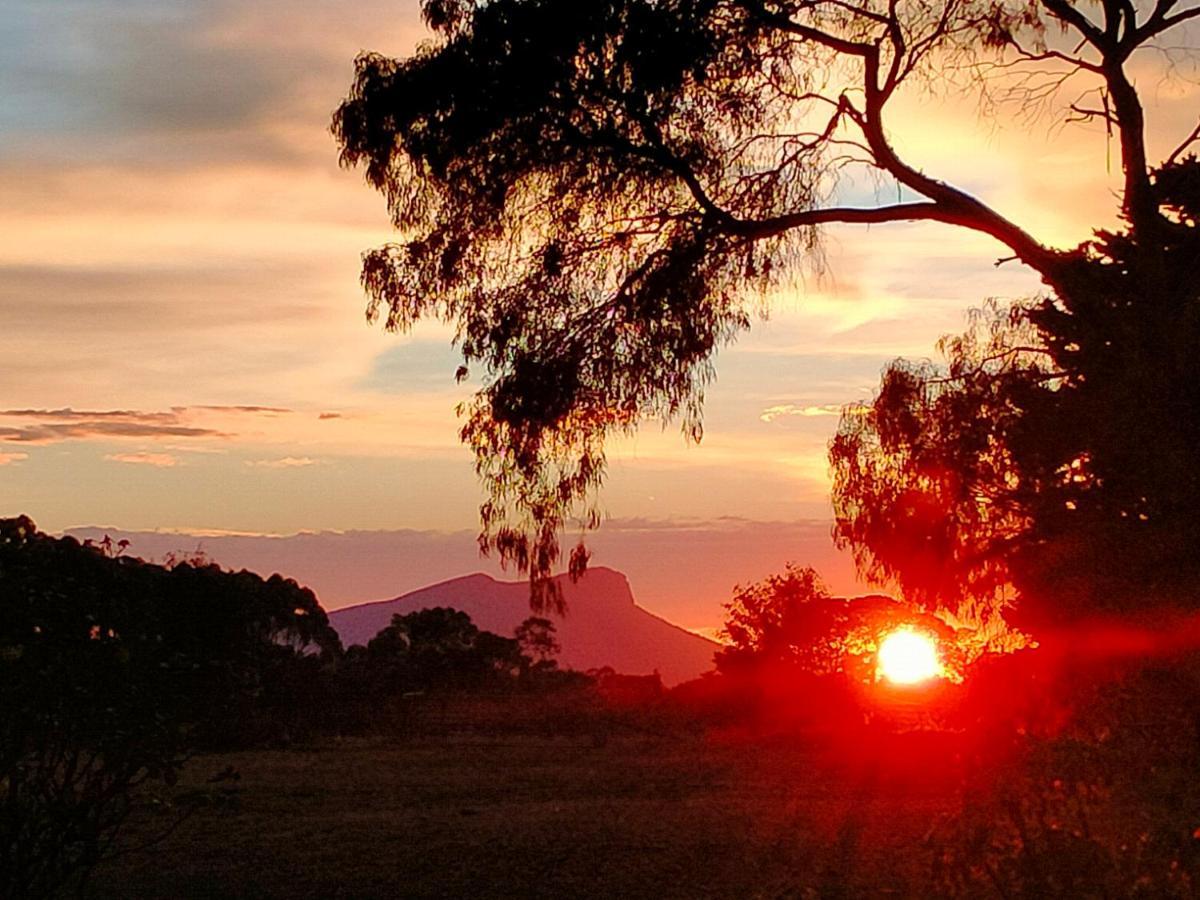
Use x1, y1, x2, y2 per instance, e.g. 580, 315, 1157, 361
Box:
877, 628, 941, 684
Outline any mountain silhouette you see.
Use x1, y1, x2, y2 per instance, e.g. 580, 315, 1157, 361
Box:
328, 567, 718, 686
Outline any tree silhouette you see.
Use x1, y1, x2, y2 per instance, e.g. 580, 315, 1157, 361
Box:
333, 0, 1200, 604
0, 518, 188, 899
716, 563, 957, 677
0, 516, 342, 897
515, 616, 561, 670
718, 565, 836, 673
830, 302, 1049, 616
366, 607, 526, 689
831, 160, 1200, 625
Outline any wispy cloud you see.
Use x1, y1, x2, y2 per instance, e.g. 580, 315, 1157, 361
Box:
0, 422, 220, 444
0, 406, 289, 445
0, 406, 290, 420
245, 456, 319, 469
1, 408, 181, 423
760, 404, 842, 422
759, 403, 872, 423
0, 451, 28, 466
191, 405, 291, 415
105, 451, 179, 468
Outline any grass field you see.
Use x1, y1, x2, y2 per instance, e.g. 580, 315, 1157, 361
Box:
85, 731, 962, 899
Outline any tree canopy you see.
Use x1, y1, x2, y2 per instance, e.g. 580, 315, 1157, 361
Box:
364, 607, 528, 689
515, 616, 562, 669
832, 161, 1200, 625
333, 0, 1200, 611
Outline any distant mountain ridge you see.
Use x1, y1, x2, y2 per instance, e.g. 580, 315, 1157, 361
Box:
328, 567, 718, 686
63, 521, 861, 630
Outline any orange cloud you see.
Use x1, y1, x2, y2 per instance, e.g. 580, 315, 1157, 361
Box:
245, 456, 319, 469
105, 452, 179, 468
0, 452, 28, 466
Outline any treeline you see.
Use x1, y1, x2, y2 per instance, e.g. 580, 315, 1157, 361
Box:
0, 516, 613, 898
328, 606, 605, 736
1, 516, 339, 897
12, 512, 1200, 898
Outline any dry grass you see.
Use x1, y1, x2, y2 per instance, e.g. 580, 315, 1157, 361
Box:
85, 732, 960, 899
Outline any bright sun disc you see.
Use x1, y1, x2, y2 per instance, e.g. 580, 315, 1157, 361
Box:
877, 628, 941, 684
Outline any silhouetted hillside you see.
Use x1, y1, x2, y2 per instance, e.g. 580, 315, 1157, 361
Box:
329, 567, 718, 686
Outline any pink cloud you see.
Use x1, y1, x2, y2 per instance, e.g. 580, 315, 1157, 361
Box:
0, 406, 290, 445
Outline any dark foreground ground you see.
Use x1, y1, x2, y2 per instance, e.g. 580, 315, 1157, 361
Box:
86, 732, 961, 899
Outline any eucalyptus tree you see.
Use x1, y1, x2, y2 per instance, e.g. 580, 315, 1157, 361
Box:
333, 0, 1200, 612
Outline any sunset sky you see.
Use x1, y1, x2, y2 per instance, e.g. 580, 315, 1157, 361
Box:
4, 0, 1195, 629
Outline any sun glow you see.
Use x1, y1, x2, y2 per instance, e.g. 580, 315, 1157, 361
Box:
877, 628, 942, 684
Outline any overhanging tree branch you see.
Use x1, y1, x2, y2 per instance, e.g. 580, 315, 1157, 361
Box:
334, 0, 1200, 594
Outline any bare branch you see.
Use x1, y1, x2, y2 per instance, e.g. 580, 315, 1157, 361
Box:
736, 0, 878, 57
726, 200, 950, 234
724, 201, 1060, 270
1067, 103, 1117, 125
1004, 46, 1103, 74
797, 0, 894, 26
882, 0, 909, 96
1041, 0, 1109, 52
1136, 2, 1200, 41
857, 45, 1062, 280
1166, 119, 1200, 166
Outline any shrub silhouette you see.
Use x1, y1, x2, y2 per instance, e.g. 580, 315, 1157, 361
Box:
365, 607, 529, 691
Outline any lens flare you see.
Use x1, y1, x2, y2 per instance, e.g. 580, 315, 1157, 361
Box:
877, 628, 941, 684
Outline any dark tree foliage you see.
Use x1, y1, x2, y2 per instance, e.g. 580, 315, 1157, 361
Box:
331, 610, 585, 734
718, 564, 836, 673
830, 304, 1052, 615
333, 0, 1200, 607
144, 560, 342, 746
0, 516, 341, 898
0, 517, 187, 899
334, 0, 792, 604
1023, 158, 1200, 621
831, 158, 1200, 625
514, 615, 561, 669
716, 563, 958, 678
365, 607, 526, 690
